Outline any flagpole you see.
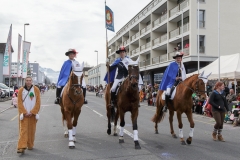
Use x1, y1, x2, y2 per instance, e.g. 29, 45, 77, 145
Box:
218, 0, 220, 81
105, 0, 110, 84
197, 0, 200, 74
8, 24, 12, 97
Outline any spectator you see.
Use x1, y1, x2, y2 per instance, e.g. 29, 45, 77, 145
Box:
209, 81, 229, 142
14, 84, 18, 92
237, 93, 240, 101
223, 83, 229, 96
152, 90, 157, 106
206, 83, 212, 96
231, 82, 235, 91
226, 89, 237, 104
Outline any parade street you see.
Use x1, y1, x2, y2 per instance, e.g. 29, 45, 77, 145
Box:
0, 90, 240, 160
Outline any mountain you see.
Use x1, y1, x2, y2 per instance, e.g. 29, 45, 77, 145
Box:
39, 66, 59, 84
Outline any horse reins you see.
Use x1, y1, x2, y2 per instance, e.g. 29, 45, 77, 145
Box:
179, 78, 207, 95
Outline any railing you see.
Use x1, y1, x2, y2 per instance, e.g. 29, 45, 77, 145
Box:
127, 39, 130, 44
141, 28, 146, 35
152, 33, 167, 46
168, 51, 176, 60
140, 45, 145, 51
199, 21, 205, 28
140, 59, 151, 67
169, 23, 189, 39
108, 0, 163, 45
146, 24, 151, 31
136, 32, 140, 38
153, 38, 160, 46
169, 0, 189, 18
199, 46, 205, 53
161, 33, 167, 42
146, 42, 150, 49
136, 47, 140, 53
131, 35, 136, 41
153, 13, 167, 27
152, 54, 167, 64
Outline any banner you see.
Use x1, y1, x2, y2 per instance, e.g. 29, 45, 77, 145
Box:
17, 34, 22, 77
22, 41, 31, 78
3, 24, 12, 75
105, 5, 114, 32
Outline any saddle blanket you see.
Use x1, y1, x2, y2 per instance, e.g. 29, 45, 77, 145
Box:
161, 87, 177, 100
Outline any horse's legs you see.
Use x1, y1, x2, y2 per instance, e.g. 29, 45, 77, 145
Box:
113, 107, 119, 136
169, 110, 177, 138
131, 109, 141, 149
72, 109, 81, 142
185, 110, 195, 145
119, 110, 125, 143
107, 107, 111, 135
65, 111, 75, 149
177, 111, 186, 145
63, 120, 68, 138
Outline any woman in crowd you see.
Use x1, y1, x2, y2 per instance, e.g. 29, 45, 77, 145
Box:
209, 81, 230, 142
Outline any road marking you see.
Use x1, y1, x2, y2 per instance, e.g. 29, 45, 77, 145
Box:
85, 105, 147, 145
10, 114, 18, 121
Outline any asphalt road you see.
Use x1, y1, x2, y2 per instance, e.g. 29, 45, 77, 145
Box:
0, 90, 240, 160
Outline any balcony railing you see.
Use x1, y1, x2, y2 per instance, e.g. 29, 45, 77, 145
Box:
140, 59, 150, 67
140, 44, 145, 51
153, 13, 167, 27
136, 47, 140, 53
153, 33, 167, 46
169, 23, 189, 39
141, 28, 146, 35
169, 0, 189, 18
152, 54, 167, 64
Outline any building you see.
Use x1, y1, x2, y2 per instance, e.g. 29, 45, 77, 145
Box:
0, 43, 14, 85
108, 0, 240, 85
83, 66, 92, 85
88, 63, 106, 86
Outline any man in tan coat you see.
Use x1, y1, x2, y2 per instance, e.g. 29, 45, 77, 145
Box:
17, 76, 41, 153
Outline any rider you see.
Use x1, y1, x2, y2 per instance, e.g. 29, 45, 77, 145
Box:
54, 49, 87, 104
159, 51, 186, 112
105, 46, 143, 106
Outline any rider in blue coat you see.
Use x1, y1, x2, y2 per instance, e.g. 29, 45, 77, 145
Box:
159, 52, 186, 112
55, 49, 87, 104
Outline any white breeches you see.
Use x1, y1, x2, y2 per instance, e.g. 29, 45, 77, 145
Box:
166, 88, 171, 95
111, 78, 124, 92
82, 77, 86, 88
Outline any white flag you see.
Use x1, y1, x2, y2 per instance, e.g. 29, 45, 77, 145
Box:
22, 41, 31, 78
17, 34, 22, 77
3, 24, 12, 75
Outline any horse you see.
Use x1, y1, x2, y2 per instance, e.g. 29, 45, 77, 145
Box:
110, 64, 141, 149
152, 72, 210, 145
60, 71, 84, 149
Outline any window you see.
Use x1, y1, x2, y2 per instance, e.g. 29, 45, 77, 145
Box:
198, 35, 205, 53
177, 17, 189, 27
198, 10, 205, 28
146, 21, 151, 26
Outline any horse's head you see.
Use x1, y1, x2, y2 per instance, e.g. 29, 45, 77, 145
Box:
190, 72, 211, 100
69, 71, 83, 95
128, 64, 139, 90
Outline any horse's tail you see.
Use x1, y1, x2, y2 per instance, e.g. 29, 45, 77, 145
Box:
151, 91, 165, 123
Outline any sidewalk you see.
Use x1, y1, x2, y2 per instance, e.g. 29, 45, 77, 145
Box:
0, 99, 13, 113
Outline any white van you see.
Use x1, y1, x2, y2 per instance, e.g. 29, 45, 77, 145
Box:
0, 83, 14, 96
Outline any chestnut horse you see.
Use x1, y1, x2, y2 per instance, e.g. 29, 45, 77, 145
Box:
152, 73, 209, 145
110, 65, 141, 149
60, 71, 84, 148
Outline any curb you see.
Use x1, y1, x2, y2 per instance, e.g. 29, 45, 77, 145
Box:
0, 106, 13, 114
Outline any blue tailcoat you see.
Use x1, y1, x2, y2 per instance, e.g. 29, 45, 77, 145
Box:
104, 58, 121, 84
159, 61, 179, 90
57, 60, 72, 86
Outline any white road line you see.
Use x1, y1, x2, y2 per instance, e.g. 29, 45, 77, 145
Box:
85, 105, 147, 145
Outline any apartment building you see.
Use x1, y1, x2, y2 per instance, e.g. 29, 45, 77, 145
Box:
88, 63, 106, 86
108, 0, 240, 85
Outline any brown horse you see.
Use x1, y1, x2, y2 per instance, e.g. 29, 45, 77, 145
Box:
152, 73, 210, 145
60, 71, 84, 148
105, 82, 115, 135
109, 65, 141, 149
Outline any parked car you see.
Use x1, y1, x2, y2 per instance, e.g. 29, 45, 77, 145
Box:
0, 83, 14, 96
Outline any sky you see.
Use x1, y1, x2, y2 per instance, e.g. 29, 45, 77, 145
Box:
0, 0, 151, 71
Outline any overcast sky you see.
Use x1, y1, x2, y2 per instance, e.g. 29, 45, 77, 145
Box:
0, 0, 151, 71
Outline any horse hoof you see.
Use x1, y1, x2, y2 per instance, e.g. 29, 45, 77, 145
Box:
155, 130, 159, 134
172, 134, 177, 138
181, 141, 186, 145
186, 139, 192, 145
64, 134, 69, 138
107, 129, 111, 135
135, 145, 141, 149
69, 146, 75, 149
113, 133, 118, 136
119, 139, 124, 143
73, 137, 76, 142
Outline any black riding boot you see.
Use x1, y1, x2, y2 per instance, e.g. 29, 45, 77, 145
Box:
54, 87, 62, 104
111, 91, 116, 107
163, 95, 170, 112
82, 87, 87, 104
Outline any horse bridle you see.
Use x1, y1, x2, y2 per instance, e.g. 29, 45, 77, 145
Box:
67, 73, 83, 106
180, 78, 207, 96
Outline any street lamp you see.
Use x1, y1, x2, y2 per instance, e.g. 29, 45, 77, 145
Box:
94, 50, 98, 87
24, 23, 30, 41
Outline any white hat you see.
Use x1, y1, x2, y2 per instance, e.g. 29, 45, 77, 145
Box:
72, 60, 83, 77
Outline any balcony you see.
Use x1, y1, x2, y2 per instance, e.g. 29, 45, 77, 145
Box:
131, 47, 140, 56
140, 42, 151, 52
123, 39, 130, 46
152, 54, 167, 64
153, 13, 167, 27
139, 59, 150, 67
169, 23, 189, 39
153, 33, 167, 46
140, 24, 151, 36
168, 48, 190, 60
169, 0, 189, 18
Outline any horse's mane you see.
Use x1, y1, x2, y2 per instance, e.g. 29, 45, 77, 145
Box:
183, 74, 199, 83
